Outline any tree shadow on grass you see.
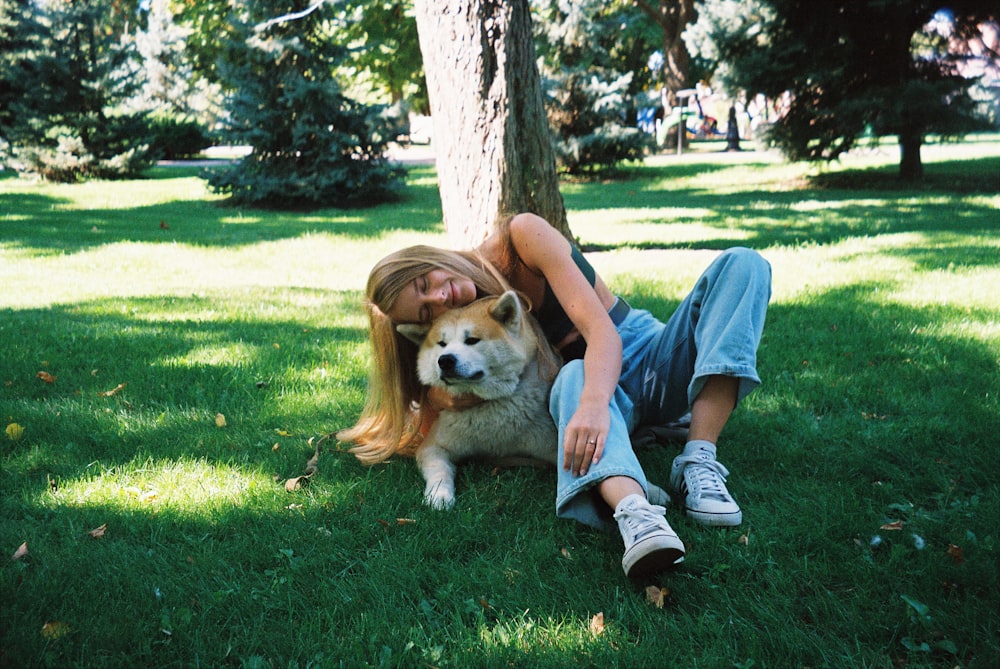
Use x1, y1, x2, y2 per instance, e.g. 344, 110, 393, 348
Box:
569, 155, 999, 252
1, 280, 998, 666
0, 166, 443, 256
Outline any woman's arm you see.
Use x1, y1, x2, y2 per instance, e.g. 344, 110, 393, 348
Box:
506, 213, 623, 476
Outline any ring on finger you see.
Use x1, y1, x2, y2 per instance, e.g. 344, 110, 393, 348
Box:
586, 438, 597, 445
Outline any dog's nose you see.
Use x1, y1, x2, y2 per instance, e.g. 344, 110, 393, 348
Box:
438, 354, 457, 374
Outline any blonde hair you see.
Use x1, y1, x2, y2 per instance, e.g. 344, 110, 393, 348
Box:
337, 245, 559, 464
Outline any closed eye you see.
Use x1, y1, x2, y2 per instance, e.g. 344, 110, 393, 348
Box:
464, 337, 480, 345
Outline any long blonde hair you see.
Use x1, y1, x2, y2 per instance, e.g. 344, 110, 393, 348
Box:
337, 245, 559, 464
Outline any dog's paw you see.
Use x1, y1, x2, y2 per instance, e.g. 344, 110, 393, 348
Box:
424, 487, 455, 510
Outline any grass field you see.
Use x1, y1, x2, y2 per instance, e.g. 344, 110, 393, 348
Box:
1, 136, 998, 668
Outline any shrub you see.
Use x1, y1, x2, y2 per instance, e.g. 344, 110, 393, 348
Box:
147, 115, 212, 160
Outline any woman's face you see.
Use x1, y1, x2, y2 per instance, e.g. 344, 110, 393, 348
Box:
386, 269, 477, 325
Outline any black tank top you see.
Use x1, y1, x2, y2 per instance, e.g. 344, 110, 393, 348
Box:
533, 245, 595, 360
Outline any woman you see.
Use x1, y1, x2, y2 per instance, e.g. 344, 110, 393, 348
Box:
338, 212, 771, 578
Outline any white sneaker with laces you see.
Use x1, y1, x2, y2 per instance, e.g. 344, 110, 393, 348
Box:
670, 440, 742, 526
614, 494, 685, 578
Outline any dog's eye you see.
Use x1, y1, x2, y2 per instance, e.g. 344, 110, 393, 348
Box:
464, 337, 480, 345
436, 340, 447, 347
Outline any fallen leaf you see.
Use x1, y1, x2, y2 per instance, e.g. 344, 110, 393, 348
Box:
284, 476, 309, 491
274, 429, 292, 437
396, 518, 416, 525
139, 490, 158, 503
560, 547, 573, 560
12, 542, 28, 561
98, 383, 126, 397
589, 612, 605, 635
645, 585, 670, 608
36, 371, 56, 384
88, 523, 107, 539
946, 544, 964, 564
41, 621, 70, 640
738, 533, 750, 545
215, 413, 227, 428
159, 221, 170, 229
272, 443, 280, 451
880, 520, 904, 531
5, 423, 24, 441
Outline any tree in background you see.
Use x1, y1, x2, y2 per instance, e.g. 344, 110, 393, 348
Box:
633, 0, 697, 108
0, 0, 154, 181
208, 0, 404, 208
413, 0, 567, 247
532, 0, 651, 175
688, 0, 998, 180
337, 0, 426, 112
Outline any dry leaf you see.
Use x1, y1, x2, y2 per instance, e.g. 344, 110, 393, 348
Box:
880, 520, 904, 531
272, 443, 280, 451
645, 585, 670, 608
5, 423, 24, 442
88, 524, 107, 539
215, 413, 227, 428
41, 621, 70, 640
159, 221, 170, 229
946, 544, 965, 564
560, 547, 573, 560
396, 518, 416, 525
589, 612, 605, 635
11, 542, 28, 561
738, 533, 750, 545
36, 371, 56, 384
98, 383, 126, 397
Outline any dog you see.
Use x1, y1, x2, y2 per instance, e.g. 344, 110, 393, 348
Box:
396, 291, 559, 510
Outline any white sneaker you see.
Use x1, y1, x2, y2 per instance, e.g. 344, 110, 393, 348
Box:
614, 494, 685, 578
670, 441, 742, 526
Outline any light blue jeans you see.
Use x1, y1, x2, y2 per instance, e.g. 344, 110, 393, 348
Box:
551, 248, 772, 528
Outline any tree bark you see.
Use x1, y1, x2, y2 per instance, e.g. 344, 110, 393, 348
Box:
413, 0, 568, 249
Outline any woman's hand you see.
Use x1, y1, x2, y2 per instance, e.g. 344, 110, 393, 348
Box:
426, 385, 484, 412
562, 399, 611, 477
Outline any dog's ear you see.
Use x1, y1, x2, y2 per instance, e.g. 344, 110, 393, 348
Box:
396, 323, 430, 345
489, 290, 523, 330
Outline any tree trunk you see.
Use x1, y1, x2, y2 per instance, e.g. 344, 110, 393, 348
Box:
898, 129, 923, 181
413, 0, 568, 249
635, 0, 695, 107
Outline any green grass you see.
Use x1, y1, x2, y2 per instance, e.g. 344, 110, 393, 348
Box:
2, 137, 998, 668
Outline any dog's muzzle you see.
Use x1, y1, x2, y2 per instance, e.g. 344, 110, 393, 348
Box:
437, 354, 484, 382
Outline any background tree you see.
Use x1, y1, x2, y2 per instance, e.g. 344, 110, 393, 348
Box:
413, 0, 568, 248
0, 0, 154, 181
689, 0, 998, 180
336, 0, 426, 111
532, 0, 651, 174
208, 0, 404, 208
634, 0, 697, 108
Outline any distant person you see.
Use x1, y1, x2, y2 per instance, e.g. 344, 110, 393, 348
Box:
726, 106, 742, 152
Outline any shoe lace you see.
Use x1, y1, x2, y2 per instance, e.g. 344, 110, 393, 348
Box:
614, 503, 667, 542
674, 453, 732, 501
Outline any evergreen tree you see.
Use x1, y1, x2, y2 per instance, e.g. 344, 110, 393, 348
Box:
532, 0, 650, 174
0, 0, 153, 181
208, 0, 404, 209
686, 0, 997, 180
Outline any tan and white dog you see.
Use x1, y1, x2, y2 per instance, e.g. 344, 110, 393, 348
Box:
397, 291, 558, 510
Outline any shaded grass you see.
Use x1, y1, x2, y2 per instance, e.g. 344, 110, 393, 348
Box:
1, 139, 999, 668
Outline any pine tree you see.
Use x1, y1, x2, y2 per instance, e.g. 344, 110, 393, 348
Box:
0, 0, 154, 181
208, 0, 404, 208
